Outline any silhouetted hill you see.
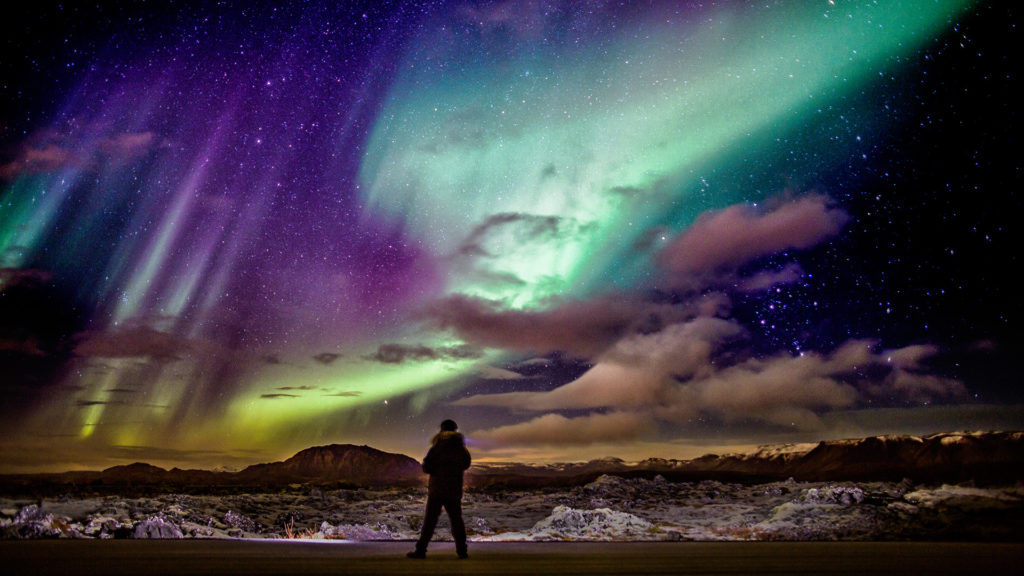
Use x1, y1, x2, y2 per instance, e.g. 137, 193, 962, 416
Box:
467, 431, 1024, 489
235, 444, 421, 485
0, 444, 422, 496
2, 432, 1021, 496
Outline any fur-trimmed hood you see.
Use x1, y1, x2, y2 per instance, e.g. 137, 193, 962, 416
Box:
422, 430, 471, 485
431, 430, 465, 446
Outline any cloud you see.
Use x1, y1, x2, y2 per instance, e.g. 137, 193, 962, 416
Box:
323, 390, 362, 397
0, 337, 46, 356
474, 412, 652, 446
447, 212, 594, 291
0, 268, 53, 286
76, 399, 126, 407
658, 194, 848, 279
737, 263, 805, 292
456, 317, 744, 411
312, 352, 342, 365
426, 293, 725, 359
0, 145, 70, 179
471, 364, 528, 380
260, 393, 298, 399
74, 326, 194, 361
0, 131, 155, 180
463, 318, 966, 443
433, 195, 847, 363
363, 342, 484, 364
455, 212, 565, 259
881, 344, 940, 371
99, 132, 155, 158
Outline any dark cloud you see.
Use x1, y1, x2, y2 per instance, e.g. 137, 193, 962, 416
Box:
323, 390, 362, 397
0, 267, 81, 424
260, 393, 298, 399
0, 337, 45, 356
631, 226, 672, 252
455, 212, 567, 259
472, 364, 528, 380
426, 293, 725, 359
363, 342, 484, 364
276, 385, 316, 391
76, 399, 125, 407
312, 352, 342, 365
610, 185, 645, 197
74, 326, 192, 361
445, 212, 598, 298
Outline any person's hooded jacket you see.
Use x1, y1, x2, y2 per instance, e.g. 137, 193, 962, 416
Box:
422, 430, 471, 496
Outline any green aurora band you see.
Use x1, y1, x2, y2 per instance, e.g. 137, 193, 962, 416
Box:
1, 0, 979, 468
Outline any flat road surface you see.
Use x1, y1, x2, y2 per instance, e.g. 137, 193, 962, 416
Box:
3, 540, 1022, 575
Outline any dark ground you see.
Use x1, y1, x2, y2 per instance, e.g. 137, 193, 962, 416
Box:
2, 541, 1022, 575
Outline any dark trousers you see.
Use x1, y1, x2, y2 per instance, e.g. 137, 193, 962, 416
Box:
415, 492, 467, 554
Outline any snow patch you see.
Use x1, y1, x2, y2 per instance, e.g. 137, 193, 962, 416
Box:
133, 516, 183, 539
480, 506, 661, 541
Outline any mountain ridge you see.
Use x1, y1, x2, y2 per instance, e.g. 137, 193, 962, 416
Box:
1, 431, 1021, 496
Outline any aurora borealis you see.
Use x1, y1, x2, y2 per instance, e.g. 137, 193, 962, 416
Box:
1, 1, 1020, 472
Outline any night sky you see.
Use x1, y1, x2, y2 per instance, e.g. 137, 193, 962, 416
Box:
1, 1, 1020, 473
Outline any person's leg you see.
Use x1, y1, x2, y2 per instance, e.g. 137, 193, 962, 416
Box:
414, 495, 443, 555
444, 497, 468, 557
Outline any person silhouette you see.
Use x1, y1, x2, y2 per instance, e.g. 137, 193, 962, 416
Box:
407, 419, 471, 559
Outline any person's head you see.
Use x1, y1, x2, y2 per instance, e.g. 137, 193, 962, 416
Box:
440, 419, 458, 432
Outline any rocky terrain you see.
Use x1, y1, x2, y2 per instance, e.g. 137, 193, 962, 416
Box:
1, 432, 1022, 542
2, 475, 1021, 542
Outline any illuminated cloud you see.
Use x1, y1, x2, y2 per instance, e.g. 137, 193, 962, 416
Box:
738, 263, 805, 293
2, 0, 1008, 471
0, 131, 155, 179
474, 412, 652, 447
465, 333, 966, 444
658, 195, 848, 280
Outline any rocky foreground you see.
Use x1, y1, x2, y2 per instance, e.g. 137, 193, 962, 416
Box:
3, 475, 1022, 542
3, 431, 1022, 541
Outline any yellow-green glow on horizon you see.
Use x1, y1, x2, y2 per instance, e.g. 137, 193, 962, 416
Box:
213, 355, 479, 447
2, 0, 1001, 474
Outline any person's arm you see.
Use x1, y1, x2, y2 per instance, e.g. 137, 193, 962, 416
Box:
422, 446, 436, 475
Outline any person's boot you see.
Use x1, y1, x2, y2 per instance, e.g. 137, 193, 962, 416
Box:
406, 550, 426, 559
